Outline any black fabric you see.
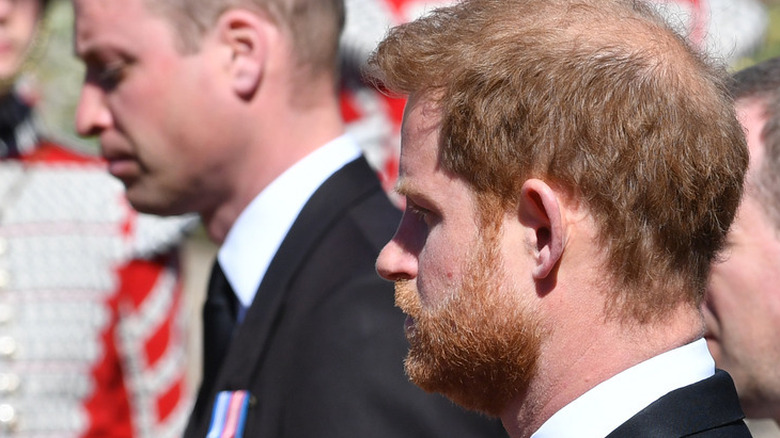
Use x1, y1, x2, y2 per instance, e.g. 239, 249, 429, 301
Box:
200, 260, 238, 412
606, 370, 752, 437
0, 93, 33, 159
184, 157, 507, 438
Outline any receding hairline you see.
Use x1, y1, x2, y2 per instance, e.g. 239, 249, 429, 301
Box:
371, 0, 714, 104
565, 2, 717, 98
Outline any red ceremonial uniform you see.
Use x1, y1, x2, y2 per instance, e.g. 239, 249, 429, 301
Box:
0, 92, 195, 437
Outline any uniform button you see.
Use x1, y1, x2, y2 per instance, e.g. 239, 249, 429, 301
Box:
0, 374, 19, 394
0, 337, 15, 358
0, 305, 11, 325
0, 271, 9, 289
0, 403, 17, 431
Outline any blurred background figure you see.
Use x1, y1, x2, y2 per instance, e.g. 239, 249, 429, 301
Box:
703, 56, 780, 436
646, 0, 768, 65
0, 0, 195, 436
339, 0, 456, 199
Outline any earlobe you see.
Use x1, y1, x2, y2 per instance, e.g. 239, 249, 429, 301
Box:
518, 179, 565, 280
216, 10, 269, 98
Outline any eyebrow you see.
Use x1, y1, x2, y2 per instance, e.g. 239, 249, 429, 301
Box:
394, 178, 433, 208
394, 177, 414, 197
73, 39, 100, 60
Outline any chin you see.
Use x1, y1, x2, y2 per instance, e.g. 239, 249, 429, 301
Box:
123, 181, 182, 216
126, 195, 176, 216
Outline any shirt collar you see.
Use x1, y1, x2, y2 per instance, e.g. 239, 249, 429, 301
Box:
218, 134, 362, 308
532, 338, 715, 438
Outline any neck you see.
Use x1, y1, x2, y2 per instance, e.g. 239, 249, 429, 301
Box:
500, 301, 704, 438
201, 86, 345, 245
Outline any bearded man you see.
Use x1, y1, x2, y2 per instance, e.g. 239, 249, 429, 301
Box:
371, 0, 752, 436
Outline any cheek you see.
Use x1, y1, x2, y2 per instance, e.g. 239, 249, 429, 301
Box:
707, 258, 775, 353
109, 84, 166, 134
416, 243, 463, 305
706, 264, 746, 329
704, 337, 724, 366
709, 249, 759, 303
124, 85, 197, 148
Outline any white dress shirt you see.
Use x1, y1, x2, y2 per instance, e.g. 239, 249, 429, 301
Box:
532, 338, 715, 438
217, 135, 362, 321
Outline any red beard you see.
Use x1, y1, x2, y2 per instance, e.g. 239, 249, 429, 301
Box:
395, 237, 542, 416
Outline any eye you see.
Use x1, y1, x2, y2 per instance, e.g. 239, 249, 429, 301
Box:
99, 61, 128, 90
406, 201, 436, 227
87, 60, 127, 91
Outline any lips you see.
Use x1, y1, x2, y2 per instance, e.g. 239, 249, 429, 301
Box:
0, 40, 15, 54
102, 148, 139, 182
404, 315, 417, 335
396, 280, 422, 341
107, 158, 137, 179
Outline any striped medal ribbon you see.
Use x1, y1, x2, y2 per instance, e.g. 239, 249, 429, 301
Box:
206, 390, 251, 438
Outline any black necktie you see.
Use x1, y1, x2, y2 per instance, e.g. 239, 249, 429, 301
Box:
201, 260, 238, 396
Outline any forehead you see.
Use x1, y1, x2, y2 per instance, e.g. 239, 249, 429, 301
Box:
74, 0, 147, 25
397, 94, 441, 191
73, 0, 173, 54
397, 94, 480, 211
399, 94, 441, 172
736, 98, 768, 166
735, 98, 769, 200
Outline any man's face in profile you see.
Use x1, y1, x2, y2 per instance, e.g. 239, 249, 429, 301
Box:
73, 0, 240, 218
377, 94, 542, 416
704, 98, 780, 419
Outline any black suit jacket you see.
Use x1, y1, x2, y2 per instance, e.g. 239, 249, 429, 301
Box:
184, 157, 506, 437
606, 370, 751, 437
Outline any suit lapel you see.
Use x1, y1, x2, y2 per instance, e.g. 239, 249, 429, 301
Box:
215, 156, 383, 386
606, 370, 746, 437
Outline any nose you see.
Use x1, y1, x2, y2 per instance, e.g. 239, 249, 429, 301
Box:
75, 82, 113, 137
376, 238, 417, 281
376, 215, 422, 281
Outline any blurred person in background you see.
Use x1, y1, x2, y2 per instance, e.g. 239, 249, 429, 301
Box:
339, 0, 455, 198
646, 0, 767, 66
0, 0, 195, 436
704, 56, 780, 428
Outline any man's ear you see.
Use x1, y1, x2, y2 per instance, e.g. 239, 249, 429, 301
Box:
518, 179, 565, 280
214, 9, 270, 99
